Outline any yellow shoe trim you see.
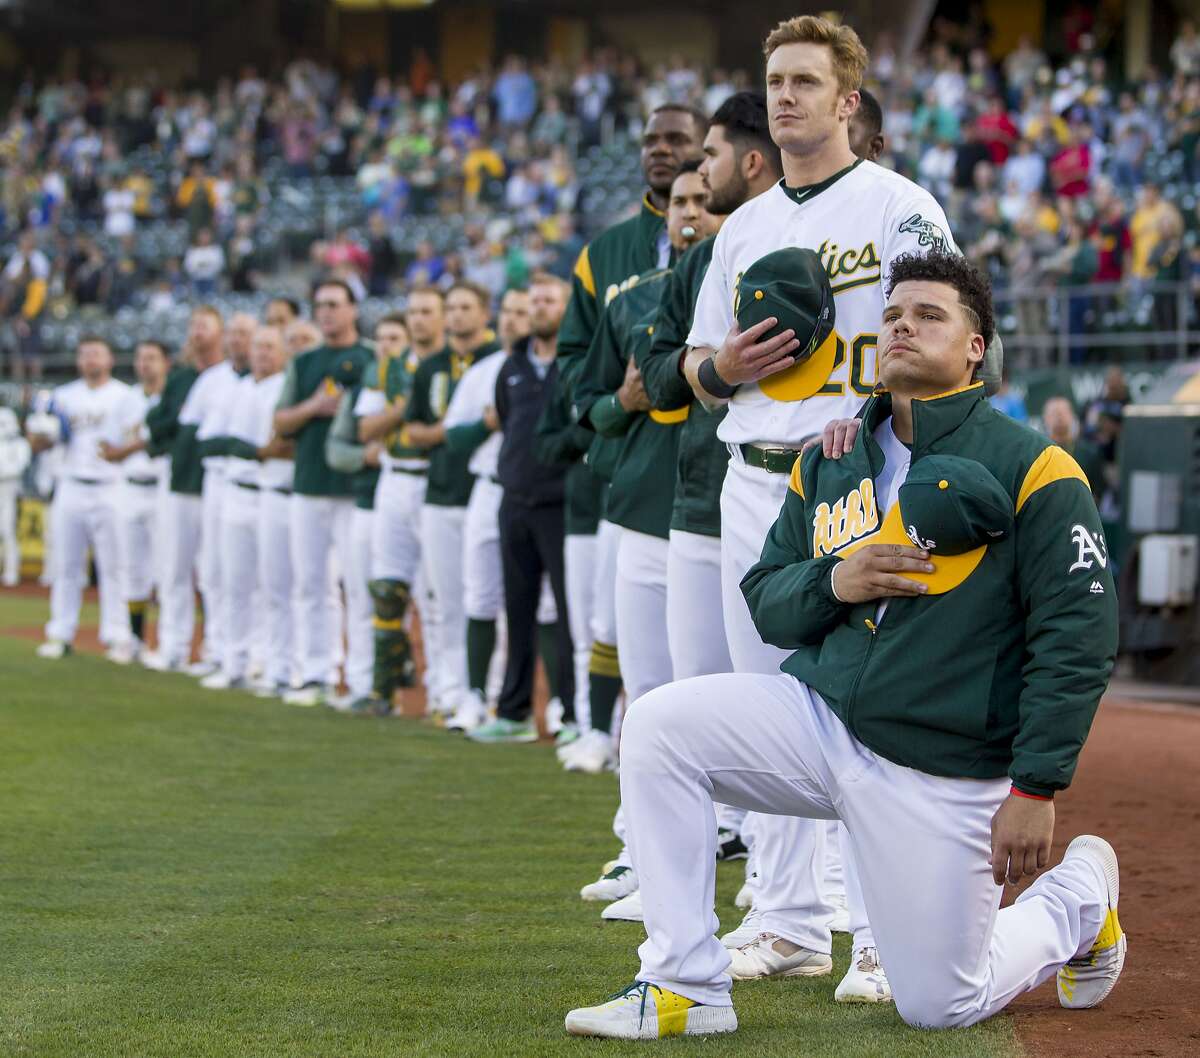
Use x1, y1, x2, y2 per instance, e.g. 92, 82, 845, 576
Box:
1059, 963, 1077, 1001
1091, 907, 1122, 952
654, 988, 698, 1038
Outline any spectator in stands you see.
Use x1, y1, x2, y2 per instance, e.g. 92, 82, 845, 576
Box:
176, 160, 216, 236
183, 227, 225, 297
976, 95, 1019, 165
1, 230, 49, 381
531, 95, 568, 150
462, 135, 505, 208
1129, 183, 1182, 301
1050, 121, 1094, 198
1041, 396, 1106, 501
494, 57, 538, 132
406, 240, 445, 287
1171, 19, 1200, 77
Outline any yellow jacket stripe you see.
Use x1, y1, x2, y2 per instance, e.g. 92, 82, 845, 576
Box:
573, 246, 596, 297
1016, 444, 1090, 514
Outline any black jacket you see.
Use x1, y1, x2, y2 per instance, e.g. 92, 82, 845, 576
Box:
496, 339, 566, 507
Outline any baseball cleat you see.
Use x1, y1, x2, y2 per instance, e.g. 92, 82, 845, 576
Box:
346, 695, 393, 716
200, 671, 247, 691
580, 864, 638, 902
554, 721, 581, 748
728, 934, 833, 980
141, 650, 182, 672
734, 879, 755, 909
1057, 835, 1126, 1009
35, 639, 71, 660
716, 828, 748, 861
466, 717, 538, 743
445, 690, 488, 732
565, 981, 737, 1040
827, 893, 851, 934
282, 682, 330, 708
561, 729, 615, 774
544, 696, 566, 736
835, 946, 892, 1003
105, 641, 139, 666
252, 681, 289, 700
601, 889, 643, 922
720, 906, 764, 949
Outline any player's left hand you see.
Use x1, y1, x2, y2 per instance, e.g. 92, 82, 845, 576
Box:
800, 418, 862, 459
98, 440, 125, 462
989, 793, 1055, 886
483, 405, 500, 432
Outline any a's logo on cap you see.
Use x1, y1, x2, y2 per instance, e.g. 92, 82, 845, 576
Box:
906, 525, 936, 550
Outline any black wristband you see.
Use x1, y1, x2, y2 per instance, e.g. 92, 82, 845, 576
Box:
697, 356, 739, 399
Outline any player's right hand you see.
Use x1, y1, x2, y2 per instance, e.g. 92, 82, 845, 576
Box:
713, 317, 801, 386
617, 359, 651, 413
830, 544, 933, 603
309, 386, 342, 417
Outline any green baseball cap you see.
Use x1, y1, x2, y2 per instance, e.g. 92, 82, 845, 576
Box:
838, 455, 1013, 594
735, 247, 837, 402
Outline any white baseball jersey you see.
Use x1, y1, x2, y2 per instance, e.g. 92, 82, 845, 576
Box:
182, 360, 242, 471
107, 385, 165, 483
254, 372, 292, 490
221, 373, 281, 487
48, 378, 130, 483
442, 350, 506, 478
688, 161, 956, 446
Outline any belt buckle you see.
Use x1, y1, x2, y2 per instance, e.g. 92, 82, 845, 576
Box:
755, 445, 796, 474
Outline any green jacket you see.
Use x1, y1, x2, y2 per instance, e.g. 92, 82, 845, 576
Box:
325, 382, 379, 511
372, 353, 428, 463
549, 194, 667, 533
405, 339, 500, 507
146, 364, 202, 495
741, 384, 1118, 797
533, 358, 605, 535
575, 269, 682, 540
638, 237, 728, 538
277, 341, 375, 497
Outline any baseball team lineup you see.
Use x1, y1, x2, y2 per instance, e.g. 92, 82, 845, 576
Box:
24, 14, 1127, 1043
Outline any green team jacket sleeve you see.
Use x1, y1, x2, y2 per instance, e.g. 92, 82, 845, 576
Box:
639, 240, 712, 410
741, 450, 852, 648
145, 366, 196, 456
197, 436, 259, 460
1008, 466, 1118, 795
575, 300, 636, 439
556, 246, 601, 364
444, 421, 491, 456
534, 372, 593, 468
324, 388, 366, 474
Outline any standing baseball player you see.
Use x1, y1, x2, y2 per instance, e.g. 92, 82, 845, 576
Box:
0, 407, 31, 586
141, 310, 216, 671
273, 280, 375, 707
356, 293, 444, 714
438, 286, 531, 732
98, 339, 170, 664
665, 16, 959, 998
28, 337, 130, 658
325, 323, 386, 711
402, 281, 501, 718
565, 249, 1125, 1039
194, 324, 289, 690
552, 104, 708, 751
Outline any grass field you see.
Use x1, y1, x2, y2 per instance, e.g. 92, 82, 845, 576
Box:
0, 598, 1021, 1058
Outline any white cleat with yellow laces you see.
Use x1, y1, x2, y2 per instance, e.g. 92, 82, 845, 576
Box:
565, 982, 737, 1040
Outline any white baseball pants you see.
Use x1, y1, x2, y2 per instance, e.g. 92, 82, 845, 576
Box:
257, 488, 295, 689
289, 493, 355, 687
464, 476, 504, 622
0, 478, 19, 584
116, 480, 160, 605
44, 479, 127, 646
622, 673, 1109, 1028
220, 484, 260, 681
346, 507, 375, 699
615, 528, 672, 705
198, 472, 227, 666
158, 491, 202, 664
420, 502, 468, 706
718, 456, 852, 950
564, 532, 596, 730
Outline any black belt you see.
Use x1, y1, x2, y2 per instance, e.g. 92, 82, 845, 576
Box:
739, 443, 802, 475
126, 476, 158, 487
72, 476, 104, 486
234, 480, 260, 492
271, 486, 292, 495
389, 464, 428, 477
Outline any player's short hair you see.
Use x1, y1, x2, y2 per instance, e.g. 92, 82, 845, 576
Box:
885, 251, 995, 349
312, 278, 358, 305
762, 15, 869, 96
407, 284, 445, 304
135, 338, 171, 359
376, 312, 409, 330
651, 103, 710, 138
267, 296, 301, 319
77, 334, 112, 352
854, 87, 883, 140
710, 91, 782, 178
192, 304, 224, 326
527, 272, 567, 295
446, 279, 491, 310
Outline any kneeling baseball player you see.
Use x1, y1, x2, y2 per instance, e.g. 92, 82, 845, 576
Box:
565, 250, 1123, 1038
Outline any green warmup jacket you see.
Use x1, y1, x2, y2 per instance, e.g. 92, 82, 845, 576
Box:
371, 351, 430, 465
276, 340, 374, 498
405, 338, 500, 507
146, 363, 202, 495
548, 194, 668, 535
638, 236, 728, 538
325, 381, 379, 511
533, 358, 605, 535
741, 383, 1118, 797
575, 269, 685, 540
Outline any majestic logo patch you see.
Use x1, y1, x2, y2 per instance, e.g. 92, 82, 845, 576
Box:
813, 478, 879, 557
1068, 524, 1108, 573
898, 214, 949, 252
1089, 581, 1105, 595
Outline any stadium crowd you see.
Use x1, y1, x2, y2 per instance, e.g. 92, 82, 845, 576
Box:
3, 16, 1200, 382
